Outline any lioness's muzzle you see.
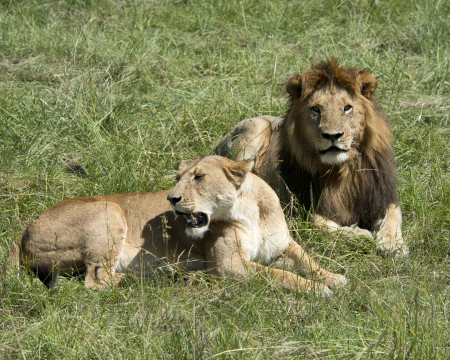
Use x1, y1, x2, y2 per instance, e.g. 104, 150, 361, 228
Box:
176, 211, 208, 228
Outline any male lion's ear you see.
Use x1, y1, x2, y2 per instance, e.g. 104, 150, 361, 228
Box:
358, 71, 377, 99
224, 159, 253, 186
286, 73, 302, 100
178, 160, 191, 171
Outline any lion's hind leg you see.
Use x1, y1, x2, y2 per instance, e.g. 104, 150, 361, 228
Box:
216, 116, 277, 165
81, 202, 128, 289
84, 263, 124, 289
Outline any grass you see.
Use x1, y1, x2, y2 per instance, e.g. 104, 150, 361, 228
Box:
1, 0, 450, 358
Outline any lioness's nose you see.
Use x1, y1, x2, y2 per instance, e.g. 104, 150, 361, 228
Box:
322, 132, 343, 141
167, 194, 182, 205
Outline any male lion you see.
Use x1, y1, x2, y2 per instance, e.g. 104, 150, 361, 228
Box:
217, 59, 409, 257
8, 156, 346, 295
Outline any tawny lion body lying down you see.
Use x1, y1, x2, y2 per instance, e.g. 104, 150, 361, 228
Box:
9, 156, 346, 295
217, 59, 409, 257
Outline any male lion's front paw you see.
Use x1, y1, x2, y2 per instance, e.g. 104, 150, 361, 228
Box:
323, 273, 347, 289
348, 224, 373, 238
375, 231, 409, 257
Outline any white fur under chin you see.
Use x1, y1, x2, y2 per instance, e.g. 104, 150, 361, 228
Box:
320, 151, 348, 165
185, 226, 209, 239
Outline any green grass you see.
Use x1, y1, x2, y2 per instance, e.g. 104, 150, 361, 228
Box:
1, 0, 450, 358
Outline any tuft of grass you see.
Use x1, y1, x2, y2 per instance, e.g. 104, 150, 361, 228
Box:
1, 0, 450, 358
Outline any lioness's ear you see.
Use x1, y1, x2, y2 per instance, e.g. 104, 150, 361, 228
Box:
178, 160, 191, 171
286, 73, 302, 100
358, 71, 377, 99
224, 159, 253, 186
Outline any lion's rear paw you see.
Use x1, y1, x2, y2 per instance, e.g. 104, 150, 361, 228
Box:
84, 280, 109, 290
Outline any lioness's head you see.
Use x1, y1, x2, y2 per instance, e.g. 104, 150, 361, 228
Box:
285, 59, 380, 168
167, 156, 252, 238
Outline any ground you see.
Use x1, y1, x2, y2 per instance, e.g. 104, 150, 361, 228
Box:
1, 0, 450, 358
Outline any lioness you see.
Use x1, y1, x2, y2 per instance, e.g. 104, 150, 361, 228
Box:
8, 156, 346, 295
217, 59, 409, 257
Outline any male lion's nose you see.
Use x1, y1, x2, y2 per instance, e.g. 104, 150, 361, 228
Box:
167, 194, 182, 205
321, 132, 343, 141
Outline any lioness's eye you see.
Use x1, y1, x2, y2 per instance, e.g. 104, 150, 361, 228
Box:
311, 106, 320, 115
175, 175, 181, 182
194, 174, 204, 180
344, 105, 352, 113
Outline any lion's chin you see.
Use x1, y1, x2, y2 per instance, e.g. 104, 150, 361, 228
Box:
320, 150, 349, 165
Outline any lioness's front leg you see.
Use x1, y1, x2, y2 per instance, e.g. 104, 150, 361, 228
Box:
373, 204, 409, 257
246, 260, 332, 296
284, 240, 347, 289
204, 231, 332, 296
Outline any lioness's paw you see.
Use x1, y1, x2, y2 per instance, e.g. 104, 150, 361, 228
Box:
324, 273, 347, 289
375, 232, 409, 258
317, 284, 333, 297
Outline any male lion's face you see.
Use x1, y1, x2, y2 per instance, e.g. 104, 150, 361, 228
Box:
286, 62, 378, 169
303, 85, 365, 166
167, 156, 251, 239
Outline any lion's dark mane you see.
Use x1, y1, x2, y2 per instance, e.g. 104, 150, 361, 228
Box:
278, 140, 398, 229
279, 60, 398, 229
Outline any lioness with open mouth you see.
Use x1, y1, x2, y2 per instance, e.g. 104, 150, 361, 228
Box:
8, 156, 346, 295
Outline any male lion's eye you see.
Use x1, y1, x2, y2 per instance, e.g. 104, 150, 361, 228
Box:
311, 106, 320, 115
194, 174, 204, 180
344, 105, 352, 113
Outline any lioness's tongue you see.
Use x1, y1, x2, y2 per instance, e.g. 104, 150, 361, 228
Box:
186, 213, 198, 226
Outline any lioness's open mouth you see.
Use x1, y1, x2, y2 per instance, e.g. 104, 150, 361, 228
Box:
176, 211, 208, 228
319, 146, 348, 155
